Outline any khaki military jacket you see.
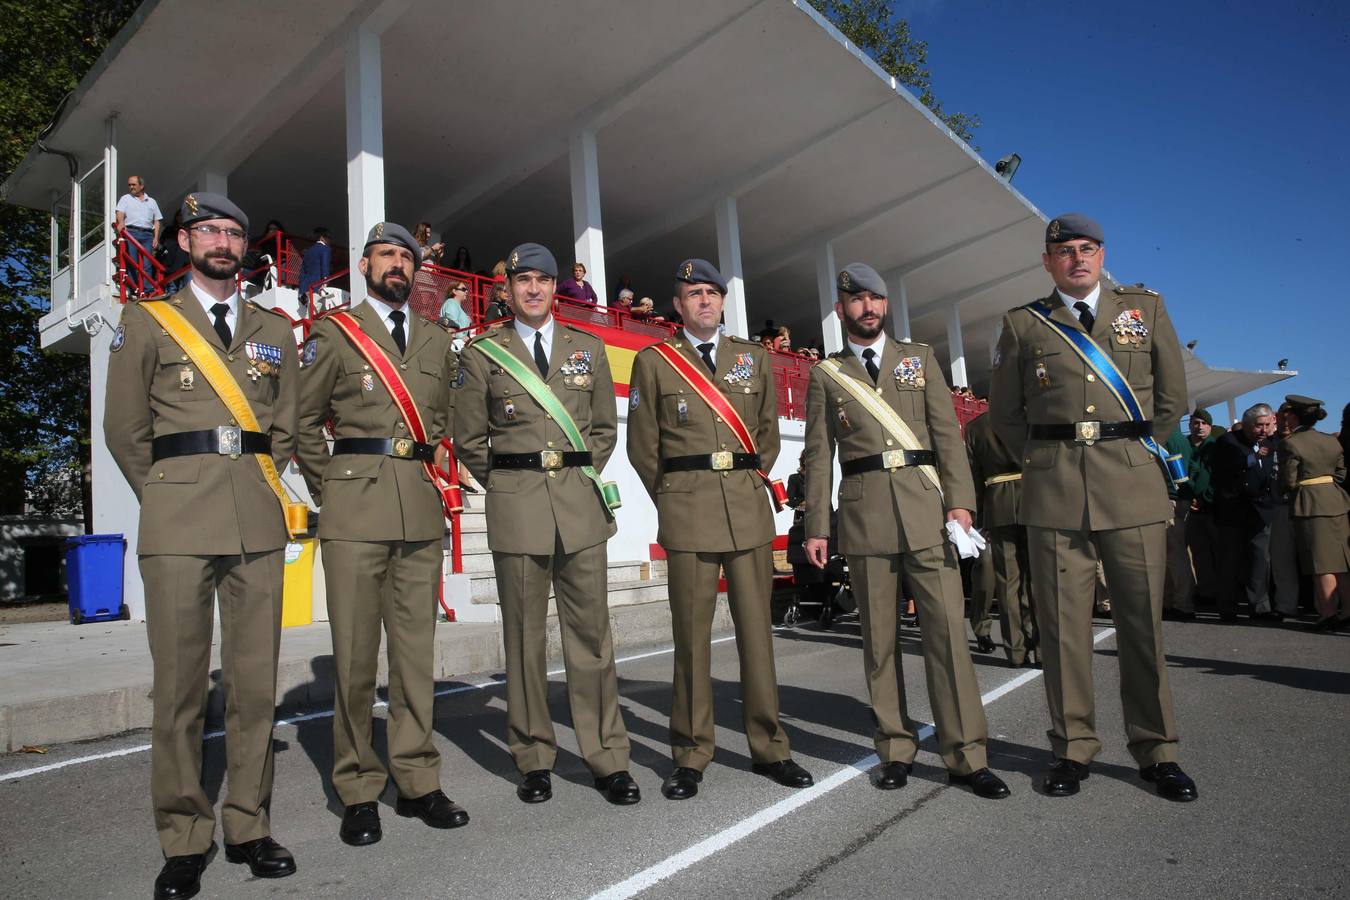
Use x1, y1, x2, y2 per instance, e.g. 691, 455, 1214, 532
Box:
964, 411, 1022, 530
105, 289, 298, 555
627, 333, 779, 552
1278, 429, 1350, 519
802, 340, 976, 555
297, 300, 453, 543
454, 320, 617, 555
989, 285, 1186, 531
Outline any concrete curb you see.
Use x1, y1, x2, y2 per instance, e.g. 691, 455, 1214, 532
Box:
1, 595, 734, 752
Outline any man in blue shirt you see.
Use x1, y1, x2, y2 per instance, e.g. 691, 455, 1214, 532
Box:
115, 175, 163, 294
297, 227, 332, 313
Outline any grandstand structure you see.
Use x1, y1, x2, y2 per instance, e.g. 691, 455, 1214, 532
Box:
4, 0, 1293, 619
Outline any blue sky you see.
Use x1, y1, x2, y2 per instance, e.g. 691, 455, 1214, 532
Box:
901, 0, 1349, 426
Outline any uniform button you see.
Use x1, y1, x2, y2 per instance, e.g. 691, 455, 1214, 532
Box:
364, 364, 371, 371
396, 422, 406, 431
1024, 459, 1031, 465
227, 354, 235, 362
180, 355, 188, 362
548, 471, 557, 479
547, 441, 555, 448
722, 472, 729, 478
344, 469, 353, 476
400, 363, 408, 370
545, 414, 553, 421
715, 417, 722, 424
1086, 405, 1096, 413
228, 417, 237, 426
744, 388, 751, 394
157, 472, 164, 479
875, 387, 883, 395
1086, 374, 1096, 383
886, 439, 894, 446
720, 443, 727, 450
663, 481, 671, 488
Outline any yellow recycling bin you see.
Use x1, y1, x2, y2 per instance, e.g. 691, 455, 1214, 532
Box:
282, 539, 316, 627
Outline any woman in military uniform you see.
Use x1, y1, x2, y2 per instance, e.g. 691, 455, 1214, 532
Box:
1277, 394, 1350, 631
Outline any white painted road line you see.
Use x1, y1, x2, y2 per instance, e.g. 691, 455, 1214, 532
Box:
587, 627, 1118, 900
1, 635, 739, 783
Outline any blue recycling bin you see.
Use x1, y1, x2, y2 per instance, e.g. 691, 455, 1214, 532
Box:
65, 534, 129, 624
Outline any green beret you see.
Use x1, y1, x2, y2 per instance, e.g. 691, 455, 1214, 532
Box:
837, 262, 887, 297
1046, 213, 1103, 244
180, 192, 249, 232
364, 222, 422, 268
674, 258, 726, 294
505, 243, 557, 278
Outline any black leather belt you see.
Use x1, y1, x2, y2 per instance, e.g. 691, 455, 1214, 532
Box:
152, 427, 269, 460
663, 452, 761, 472
1028, 421, 1152, 442
492, 450, 592, 470
841, 449, 936, 476
333, 437, 436, 461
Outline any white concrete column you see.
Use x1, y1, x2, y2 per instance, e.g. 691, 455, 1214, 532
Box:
715, 195, 748, 338
69, 174, 82, 301
946, 302, 968, 388
196, 172, 228, 195
569, 128, 608, 305
345, 27, 385, 305
104, 114, 118, 287
1226, 398, 1238, 429
815, 242, 842, 355
893, 276, 912, 341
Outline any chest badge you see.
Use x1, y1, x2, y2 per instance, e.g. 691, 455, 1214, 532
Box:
1112, 308, 1149, 345
1035, 360, 1051, 388
895, 356, 925, 388
724, 353, 755, 386
179, 367, 194, 391
361, 373, 375, 392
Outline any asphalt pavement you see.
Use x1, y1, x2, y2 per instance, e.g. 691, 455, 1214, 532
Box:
2, 613, 1347, 899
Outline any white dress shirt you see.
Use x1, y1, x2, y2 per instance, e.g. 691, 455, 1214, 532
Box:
1057, 282, 1102, 319
683, 328, 720, 366
364, 294, 413, 342
190, 280, 239, 334
514, 316, 555, 360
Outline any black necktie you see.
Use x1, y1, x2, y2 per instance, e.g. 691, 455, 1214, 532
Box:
1073, 301, 1095, 334
210, 303, 232, 347
698, 342, 716, 374
389, 309, 406, 355
534, 332, 549, 377
862, 348, 879, 384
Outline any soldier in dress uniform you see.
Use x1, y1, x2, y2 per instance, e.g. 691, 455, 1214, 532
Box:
802, 263, 1010, 799
297, 222, 469, 847
454, 243, 638, 806
106, 193, 299, 899
627, 259, 814, 800
988, 213, 1197, 802
1276, 394, 1350, 631
965, 410, 1038, 667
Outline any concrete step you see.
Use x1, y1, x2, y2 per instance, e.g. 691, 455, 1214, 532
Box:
469, 560, 650, 602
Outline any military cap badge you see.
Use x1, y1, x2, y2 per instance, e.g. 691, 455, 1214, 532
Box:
373, 222, 385, 240
682, 261, 694, 279
839, 270, 851, 289
185, 194, 199, 216
510, 250, 520, 269
1048, 218, 1061, 240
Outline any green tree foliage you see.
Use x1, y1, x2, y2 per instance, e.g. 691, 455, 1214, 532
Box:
809, 0, 980, 145
0, 0, 136, 520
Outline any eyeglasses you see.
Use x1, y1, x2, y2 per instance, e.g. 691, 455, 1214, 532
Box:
189, 224, 247, 241
452, 286, 468, 293
1050, 244, 1100, 260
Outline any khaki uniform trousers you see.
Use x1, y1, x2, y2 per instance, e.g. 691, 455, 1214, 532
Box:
666, 544, 790, 771
968, 548, 996, 639
1027, 523, 1180, 767
850, 542, 989, 775
140, 551, 283, 856
323, 539, 442, 805
990, 525, 1037, 665
493, 535, 630, 776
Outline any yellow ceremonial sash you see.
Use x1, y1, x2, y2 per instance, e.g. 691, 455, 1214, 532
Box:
819, 358, 942, 497
1298, 475, 1335, 487
984, 473, 1022, 487
140, 300, 306, 537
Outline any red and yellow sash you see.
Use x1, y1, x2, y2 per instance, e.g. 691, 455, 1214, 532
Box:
651, 342, 786, 511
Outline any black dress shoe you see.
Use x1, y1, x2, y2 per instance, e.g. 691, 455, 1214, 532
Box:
594, 770, 642, 805
1139, 762, 1198, 802
1162, 608, 1196, 622
517, 769, 553, 804
224, 836, 295, 878
154, 854, 205, 900
1042, 758, 1089, 796
661, 767, 703, 800
752, 759, 815, 788
396, 789, 470, 828
949, 767, 1011, 799
974, 634, 997, 654
340, 801, 382, 846
1309, 616, 1339, 633
872, 761, 911, 790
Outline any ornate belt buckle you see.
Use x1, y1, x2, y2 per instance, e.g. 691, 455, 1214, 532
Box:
391, 437, 414, 459
710, 450, 734, 471
1075, 420, 1102, 445
215, 425, 242, 459
540, 449, 564, 470
880, 449, 905, 469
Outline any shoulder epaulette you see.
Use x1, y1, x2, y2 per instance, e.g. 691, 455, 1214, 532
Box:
827, 349, 850, 360
559, 322, 601, 340
727, 334, 759, 346
1114, 284, 1160, 297
246, 300, 292, 319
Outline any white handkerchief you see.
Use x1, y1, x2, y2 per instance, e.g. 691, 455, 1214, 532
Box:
945, 520, 987, 559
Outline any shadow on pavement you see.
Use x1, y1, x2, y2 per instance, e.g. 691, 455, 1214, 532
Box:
1098, 648, 1350, 695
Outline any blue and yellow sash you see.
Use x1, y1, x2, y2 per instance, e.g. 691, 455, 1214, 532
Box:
1026, 302, 1187, 487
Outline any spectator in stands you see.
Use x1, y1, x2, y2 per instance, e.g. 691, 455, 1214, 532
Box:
449, 245, 471, 272
1161, 425, 1197, 620
1185, 408, 1221, 608
615, 288, 635, 312
556, 261, 599, 303
613, 273, 634, 304
413, 221, 444, 266
630, 296, 664, 323
774, 326, 792, 353
297, 227, 332, 313
484, 280, 511, 321
438, 279, 472, 331
1210, 403, 1282, 621
759, 333, 775, 350
115, 174, 162, 293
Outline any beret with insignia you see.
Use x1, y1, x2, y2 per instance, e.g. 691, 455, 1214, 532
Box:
364, 221, 422, 268
180, 192, 249, 232
837, 262, 887, 297
674, 258, 726, 294
504, 242, 557, 278
1046, 213, 1103, 245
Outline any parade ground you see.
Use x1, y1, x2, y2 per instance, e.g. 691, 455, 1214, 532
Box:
2, 613, 1345, 899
